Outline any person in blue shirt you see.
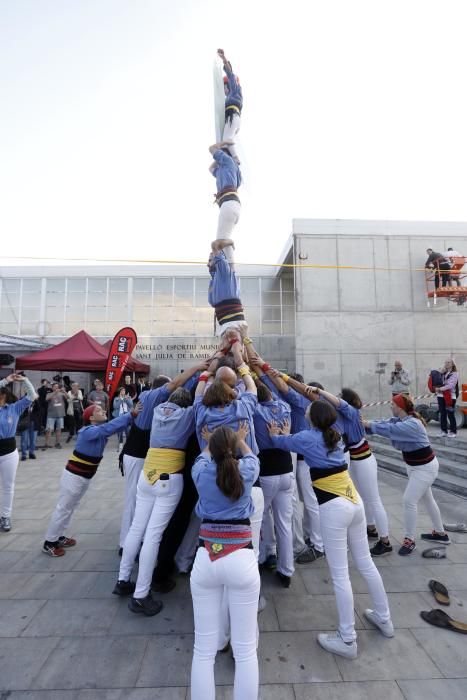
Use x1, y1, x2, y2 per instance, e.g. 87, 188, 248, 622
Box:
313, 386, 392, 558
114, 387, 196, 616
217, 48, 243, 165
269, 399, 393, 660
209, 141, 242, 267
363, 393, 449, 556
208, 250, 247, 339
118, 363, 206, 555
190, 422, 260, 700
111, 387, 134, 449
43, 402, 141, 557
0, 373, 36, 532
253, 381, 295, 587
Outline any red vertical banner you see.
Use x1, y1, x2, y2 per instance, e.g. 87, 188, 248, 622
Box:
104, 327, 138, 402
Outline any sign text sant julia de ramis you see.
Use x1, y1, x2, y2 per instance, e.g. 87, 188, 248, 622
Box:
135, 342, 219, 362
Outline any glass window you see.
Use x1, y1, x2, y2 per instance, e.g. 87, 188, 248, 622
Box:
281, 291, 295, 306
0, 308, 19, 324
244, 307, 260, 334
20, 321, 39, 335
134, 278, 152, 293
262, 321, 281, 335
88, 278, 107, 293
21, 308, 40, 323
87, 292, 106, 307
46, 321, 65, 335
46, 306, 65, 321
107, 306, 128, 321
87, 307, 106, 322
261, 278, 281, 292
67, 292, 85, 308
46, 278, 65, 293
174, 278, 193, 306
262, 306, 282, 322
1, 279, 20, 308
109, 278, 128, 292
154, 278, 173, 306
2, 279, 21, 294
65, 308, 86, 323
195, 278, 210, 306
67, 278, 86, 293
22, 279, 41, 294
238, 278, 259, 305
281, 275, 294, 291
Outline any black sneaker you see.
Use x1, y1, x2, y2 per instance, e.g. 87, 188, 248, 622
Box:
421, 531, 451, 545
128, 592, 163, 616
296, 545, 325, 564
29, 453, 36, 459
370, 539, 393, 557
21, 455, 27, 461
276, 571, 291, 588
263, 554, 277, 570
66, 436, 72, 443
398, 538, 416, 556
55, 443, 62, 449
367, 526, 379, 539
112, 580, 136, 596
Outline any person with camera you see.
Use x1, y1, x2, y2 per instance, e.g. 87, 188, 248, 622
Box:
388, 361, 411, 397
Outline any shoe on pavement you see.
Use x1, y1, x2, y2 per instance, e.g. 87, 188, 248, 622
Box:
263, 554, 278, 570
0, 516, 12, 532
66, 436, 72, 443
439, 431, 448, 437
128, 592, 163, 616
447, 432, 457, 438
276, 571, 291, 588
444, 522, 467, 533
367, 526, 379, 539
55, 443, 62, 449
42, 541, 65, 557
364, 609, 395, 638
29, 453, 36, 459
398, 538, 416, 556
370, 539, 393, 557
421, 531, 450, 545
21, 455, 27, 461
258, 595, 267, 613
113, 579, 136, 596
58, 536, 77, 548
317, 631, 357, 659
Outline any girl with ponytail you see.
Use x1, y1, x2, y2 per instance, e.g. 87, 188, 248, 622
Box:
269, 398, 393, 660
190, 422, 260, 700
363, 394, 449, 556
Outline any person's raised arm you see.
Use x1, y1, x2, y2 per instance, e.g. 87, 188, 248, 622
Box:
237, 420, 252, 456
232, 341, 256, 394
310, 386, 340, 408
166, 361, 210, 394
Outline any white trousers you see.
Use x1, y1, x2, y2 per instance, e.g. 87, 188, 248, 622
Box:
296, 459, 324, 552
403, 458, 444, 541
349, 454, 389, 538
320, 496, 391, 642
190, 547, 260, 700
222, 113, 241, 161
215, 200, 241, 264
259, 473, 295, 576
119, 455, 144, 548
291, 453, 307, 555
175, 510, 201, 573
45, 469, 90, 542
0, 449, 19, 518
119, 472, 183, 598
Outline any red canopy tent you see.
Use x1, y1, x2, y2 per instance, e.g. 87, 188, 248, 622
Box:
16, 330, 150, 374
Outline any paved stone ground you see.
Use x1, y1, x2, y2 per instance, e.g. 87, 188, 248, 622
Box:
1, 434, 467, 699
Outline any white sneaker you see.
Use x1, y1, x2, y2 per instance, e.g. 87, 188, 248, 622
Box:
317, 631, 357, 659
364, 609, 395, 638
258, 595, 267, 613
439, 432, 448, 437
447, 432, 457, 438
118, 443, 123, 451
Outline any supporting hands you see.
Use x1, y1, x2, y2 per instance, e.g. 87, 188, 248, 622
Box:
201, 424, 212, 444
303, 386, 321, 401
237, 420, 249, 443
131, 401, 143, 418
268, 418, 291, 437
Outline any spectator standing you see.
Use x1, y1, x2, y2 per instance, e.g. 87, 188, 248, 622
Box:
124, 375, 137, 401
43, 383, 69, 449
436, 359, 459, 437
66, 383, 84, 443
19, 399, 41, 460
37, 379, 52, 433
87, 380, 109, 413
136, 377, 150, 397
112, 387, 134, 450
388, 361, 411, 396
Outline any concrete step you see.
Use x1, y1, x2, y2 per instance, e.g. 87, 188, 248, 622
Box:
370, 451, 467, 499
369, 439, 467, 480
370, 433, 467, 465
426, 431, 467, 448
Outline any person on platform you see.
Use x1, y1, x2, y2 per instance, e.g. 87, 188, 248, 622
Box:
217, 48, 243, 164
113, 386, 196, 616
0, 374, 37, 532
425, 249, 451, 289
443, 247, 463, 287
363, 394, 450, 555
42, 402, 141, 557
270, 400, 393, 659
190, 423, 260, 700
209, 141, 242, 267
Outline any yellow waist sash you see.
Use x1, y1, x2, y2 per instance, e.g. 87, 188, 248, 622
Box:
313, 471, 360, 504
143, 448, 185, 486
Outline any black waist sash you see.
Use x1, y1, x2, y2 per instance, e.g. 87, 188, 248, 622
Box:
259, 448, 293, 477
0, 437, 17, 457
309, 464, 348, 505
402, 445, 435, 466
66, 450, 103, 480
214, 298, 245, 326
122, 423, 151, 459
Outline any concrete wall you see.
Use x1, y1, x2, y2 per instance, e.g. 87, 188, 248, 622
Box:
293, 223, 467, 415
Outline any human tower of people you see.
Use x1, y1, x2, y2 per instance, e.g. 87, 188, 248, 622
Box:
0, 50, 455, 700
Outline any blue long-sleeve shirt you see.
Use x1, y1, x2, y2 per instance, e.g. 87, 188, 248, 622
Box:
193, 452, 259, 520
76, 413, 133, 458
333, 399, 365, 446
194, 392, 258, 454
0, 396, 33, 439
271, 429, 347, 470
149, 402, 195, 449
135, 385, 171, 430
253, 399, 292, 451
224, 64, 243, 110
368, 416, 431, 452
208, 251, 241, 307
211, 149, 242, 192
